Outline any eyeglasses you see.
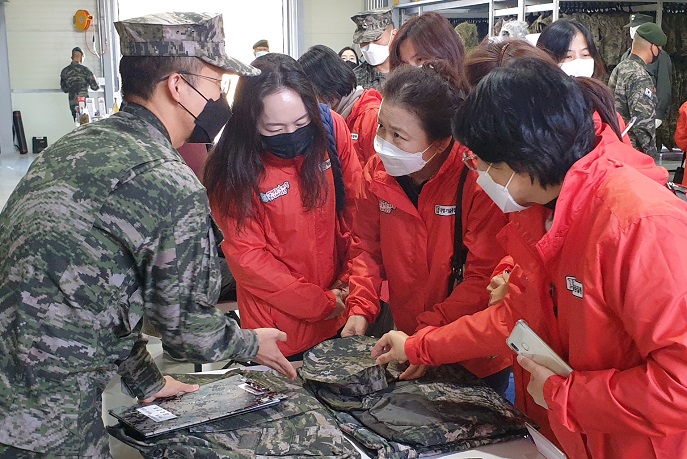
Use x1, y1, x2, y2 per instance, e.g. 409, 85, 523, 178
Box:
177, 72, 231, 93
462, 151, 479, 171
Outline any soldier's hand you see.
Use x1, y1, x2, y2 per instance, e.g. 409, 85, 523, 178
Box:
371, 331, 410, 365
253, 328, 297, 380
141, 375, 200, 403
325, 289, 346, 320
340, 314, 368, 337
400, 363, 428, 380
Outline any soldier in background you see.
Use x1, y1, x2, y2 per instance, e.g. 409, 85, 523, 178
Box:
253, 39, 270, 57
620, 14, 673, 133
60, 46, 100, 119
350, 7, 396, 90
609, 22, 667, 158
0, 12, 295, 458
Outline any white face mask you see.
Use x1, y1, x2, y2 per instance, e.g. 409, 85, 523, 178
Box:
559, 58, 595, 78
476, 165, 529, 213
374, 135, 435, 176
255, 51, 269, 58
361, 42, 390, 66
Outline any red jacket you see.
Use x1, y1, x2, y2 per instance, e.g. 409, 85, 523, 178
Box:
346, 89, 381, 168
406, 131, 687, 458
675, 102, 687, 186
215, 112, 362, 357
347, 141, 511, 378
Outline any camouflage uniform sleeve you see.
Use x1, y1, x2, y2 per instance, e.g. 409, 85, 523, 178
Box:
626, 72, 658, 157
117, 338, 165, 399
87, 67, 100, 91
655, 51, 673, 120
101, 162, 259, 365
60, 67, 69, 93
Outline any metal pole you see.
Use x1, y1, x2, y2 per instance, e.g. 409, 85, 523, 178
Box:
0, 3, 13, 154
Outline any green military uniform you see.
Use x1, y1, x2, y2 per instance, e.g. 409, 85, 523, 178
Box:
353, 62, 386, 90
620, 13, 673, 121
351, 7, 393, 90
60, 60, 100, 118
609, 53, 659, 157
0, 12, 259, 458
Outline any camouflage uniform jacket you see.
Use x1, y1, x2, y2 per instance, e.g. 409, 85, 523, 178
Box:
608, 53, 658, 157
0, 103, 258, 457
354, 62, 387, 90
620, 48, 673, 120
59, 61, 100, 107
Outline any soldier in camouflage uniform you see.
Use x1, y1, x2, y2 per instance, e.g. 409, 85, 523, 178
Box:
351, 8, 396, 90
609, 22, 668, 158
60, 47, 101, 119
620, 14, 673, 131
0, 12, 295, 458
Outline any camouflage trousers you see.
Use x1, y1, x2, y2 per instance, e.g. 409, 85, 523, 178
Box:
0, 437, 110, 459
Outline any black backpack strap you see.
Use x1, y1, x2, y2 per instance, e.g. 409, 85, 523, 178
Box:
448, 165, 471, 294
318, 104, 345, 214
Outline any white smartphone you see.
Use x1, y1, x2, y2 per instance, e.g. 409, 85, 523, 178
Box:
507, 320, 573, 377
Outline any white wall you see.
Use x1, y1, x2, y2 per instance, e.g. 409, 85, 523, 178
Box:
6, 0, 103, 150
300, 0, 365, 58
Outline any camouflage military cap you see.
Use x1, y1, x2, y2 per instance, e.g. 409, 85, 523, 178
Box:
624, 13, 653, 28
636, 22, 667, 46
253, 39, 269, 50
498, 20, 529, 40
351, 7, 393, 45
114, 12, 259, 76
300, 336, 388, 396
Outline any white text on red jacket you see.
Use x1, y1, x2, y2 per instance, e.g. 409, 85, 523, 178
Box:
379, 200, 396, 214
260, 181, 291, 203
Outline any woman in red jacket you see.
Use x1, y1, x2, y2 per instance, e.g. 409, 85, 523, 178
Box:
298, 45, 382, 168
373, 58, 687, 459
342, 62, 512, 394
204, 54, 362, 358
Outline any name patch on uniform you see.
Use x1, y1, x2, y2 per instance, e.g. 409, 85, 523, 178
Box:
435, 205, 456, 216
320, 159, 332, 172
644, 88, 653, 99
379, 200, 396, 214
565, 276, 583, 299
351, 133, 359, 141
260, 181, 290, 203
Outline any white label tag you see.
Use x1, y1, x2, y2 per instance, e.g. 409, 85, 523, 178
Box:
136, 405, 177, 422
435, 205, 456, 216
351, 133, 359, 141
239, 383, 265, 395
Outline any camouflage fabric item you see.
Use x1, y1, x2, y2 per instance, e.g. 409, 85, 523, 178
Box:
107, 370, 361, 459
351, 7, 393, 45
300, 336, 388, 396
608, 53, 659, 157
115, 12, 259, 76
497, 20, 529, 40
454, 22, 479, 51
305, 342, 530, 459
0, 102, 258, 457
354, 62, 387, 90
59, 61, 100, 113
620, 48, 673, 120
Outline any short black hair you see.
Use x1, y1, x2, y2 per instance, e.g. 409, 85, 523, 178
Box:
452, 58, 596, 187
119, 56, 205, 101
298, 45, 357, 106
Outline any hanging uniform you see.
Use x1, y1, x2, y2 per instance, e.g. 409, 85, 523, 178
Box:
347, 141, 511, 379
216, 111, 362, 357
404, 127, 687, 458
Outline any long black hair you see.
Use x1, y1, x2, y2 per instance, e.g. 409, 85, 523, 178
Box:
537, 18, 606, 79
205, 53, 328, 227
298, 45, 357, 107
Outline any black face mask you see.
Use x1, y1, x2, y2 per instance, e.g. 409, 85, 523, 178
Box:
177, 76, 232, 144
260, 123, 315, 159
345, 60, 358, 70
